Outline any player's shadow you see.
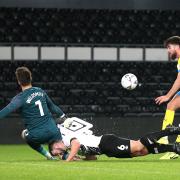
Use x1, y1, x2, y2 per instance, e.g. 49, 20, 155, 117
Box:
90, 159, 180, 163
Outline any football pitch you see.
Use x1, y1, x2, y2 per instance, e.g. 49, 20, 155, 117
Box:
0, 145, 180, 180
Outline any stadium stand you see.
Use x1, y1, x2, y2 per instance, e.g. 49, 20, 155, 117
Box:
0, 61, 175, 117
1, 7, 180, 142
0, 8, 179, 44
0, 7, 179, 117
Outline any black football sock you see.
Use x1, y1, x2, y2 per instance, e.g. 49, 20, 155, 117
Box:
140, 128, 180, 144
140, 136, 155, 153
150, 143, 175, 154
140, 137, 176, 154
140, 129, 179, 154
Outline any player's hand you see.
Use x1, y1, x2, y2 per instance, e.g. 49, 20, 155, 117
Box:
63, 118, 73, 128
73, 156, 82, 161
65, 156, 81, 162
56, 114, 68, 124
155, 95, 170, 105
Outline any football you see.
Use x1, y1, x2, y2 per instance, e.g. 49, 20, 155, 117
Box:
121, 73, 138, 90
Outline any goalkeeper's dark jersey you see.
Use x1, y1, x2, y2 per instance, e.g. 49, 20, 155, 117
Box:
0, 87, 64, 131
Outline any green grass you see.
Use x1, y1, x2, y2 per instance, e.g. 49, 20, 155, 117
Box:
0, 145, 180, 180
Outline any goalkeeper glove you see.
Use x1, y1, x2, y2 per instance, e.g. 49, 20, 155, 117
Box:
63, 118, 73, 128
56, 114, 68, 124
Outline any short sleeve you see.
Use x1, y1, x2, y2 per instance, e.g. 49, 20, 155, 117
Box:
177, 58, 180, 72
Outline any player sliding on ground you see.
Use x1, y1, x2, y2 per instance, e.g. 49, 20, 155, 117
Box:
48, 117, 180, 162
0, 66, 66, 160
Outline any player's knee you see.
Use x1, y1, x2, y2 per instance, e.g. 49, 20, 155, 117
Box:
167, 97, 180, 110
21, 129, 29, 140
167, 101, 176, 110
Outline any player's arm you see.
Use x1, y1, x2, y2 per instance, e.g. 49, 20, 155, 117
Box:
166, 72, 180, 97
66, 138, 81, 162
0, 95, 23, 119
155, 72, 180, 105
44, 92, 65, 117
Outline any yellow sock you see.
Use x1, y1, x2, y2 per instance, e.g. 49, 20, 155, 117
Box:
162, 109, 175, 130
176, 135, 180, 143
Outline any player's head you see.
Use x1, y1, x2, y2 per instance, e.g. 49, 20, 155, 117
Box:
48, 140, 67, 157
164, 36, 180, 60
15, 66, 32, 86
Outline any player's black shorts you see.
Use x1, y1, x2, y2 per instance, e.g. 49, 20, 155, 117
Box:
99, 134, 131, 158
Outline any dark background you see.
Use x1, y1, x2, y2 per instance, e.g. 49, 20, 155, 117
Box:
1, 115, 180, 144
1, 0, 180, 143
0, 0, 180, 9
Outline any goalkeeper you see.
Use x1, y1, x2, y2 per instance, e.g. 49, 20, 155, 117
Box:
48, 118, 180, 162
0, 66, 66, 160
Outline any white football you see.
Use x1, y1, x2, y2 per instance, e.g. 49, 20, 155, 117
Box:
121, 73, 138, 90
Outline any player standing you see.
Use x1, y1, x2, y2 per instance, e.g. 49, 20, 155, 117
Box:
155, 36, 180, 159
0, 66, 65, 159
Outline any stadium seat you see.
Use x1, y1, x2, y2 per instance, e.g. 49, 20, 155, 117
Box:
0, 8, 179, 44
0, 60, 177, 117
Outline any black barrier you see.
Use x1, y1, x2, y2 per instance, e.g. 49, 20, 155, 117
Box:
0, 117, 25, 144
1, 115, 180, 144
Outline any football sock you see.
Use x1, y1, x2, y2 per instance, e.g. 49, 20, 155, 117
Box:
141, 128, 180, 143
150, 143, 175, 154
27, 141, 53, 159
140, 128, 180, 153
140, 137, 176, 154
176, 135, 180, 143
37, 146, 53, 159
162, 109, 175, 130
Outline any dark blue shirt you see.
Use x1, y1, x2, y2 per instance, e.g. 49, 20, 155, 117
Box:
0, 87, 64, 130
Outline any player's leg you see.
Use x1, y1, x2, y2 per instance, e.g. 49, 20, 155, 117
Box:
21, 129, 55, 160
138, 127, 180, 157
159, 93, 180, 159
168, 94, 180, 143
139, 126, 180, 147
27, 141, 55, 160
141, 126, 180, 141
99, 133, 180, 158
99, 128, 180, 158
131, 140, 180, 157
159, 93, 180, 144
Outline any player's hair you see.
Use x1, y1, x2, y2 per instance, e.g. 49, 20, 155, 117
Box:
164, 36, 180, 47
15, 66, 32, 86
48, 140, 64, 156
